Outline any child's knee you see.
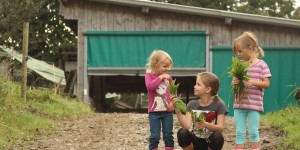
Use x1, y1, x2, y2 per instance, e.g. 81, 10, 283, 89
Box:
249, 128, 259, 142
208, 132, 224, 150
177, 128, 191, 147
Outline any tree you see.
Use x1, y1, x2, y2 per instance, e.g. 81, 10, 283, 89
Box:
152, 0, 298, 19
0, 0, 77, 65
152, 0, 236, 11
0, 0, 45, 48
292, 7, 300, 19
235, 0, 295, 18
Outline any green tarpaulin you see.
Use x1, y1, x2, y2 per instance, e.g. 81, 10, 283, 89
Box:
85, 31, 207, 68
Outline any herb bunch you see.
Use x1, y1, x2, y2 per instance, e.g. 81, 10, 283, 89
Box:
191, 111, 206, 137
228, 56, 250, 100
192, 111, 205, 123
168, 79, 186, 114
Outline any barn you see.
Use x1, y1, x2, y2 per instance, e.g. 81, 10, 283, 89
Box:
59, 0, 300, 114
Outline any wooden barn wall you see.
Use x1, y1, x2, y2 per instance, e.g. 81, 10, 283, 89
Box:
60, 0, 300, 46
59, 0, 300, 101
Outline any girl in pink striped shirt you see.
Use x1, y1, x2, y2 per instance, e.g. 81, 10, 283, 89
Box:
231, 32, 272, 150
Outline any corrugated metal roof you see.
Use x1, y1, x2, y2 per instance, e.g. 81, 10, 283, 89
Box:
87, 0, 300, 29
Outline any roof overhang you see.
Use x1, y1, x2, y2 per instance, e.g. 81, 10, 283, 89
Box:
87, 67, 206, 76
85, 0, 300, 29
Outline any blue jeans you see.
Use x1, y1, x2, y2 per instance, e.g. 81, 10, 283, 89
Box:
149, 112, 174, 150
234, 109, 260, 144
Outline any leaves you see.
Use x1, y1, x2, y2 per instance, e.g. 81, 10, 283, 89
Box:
0, 0, 77, 63
168, 79, 180, 96
168, 79, 186, 113
191, 111, 206, 137
228, 56, 250, 99
192, 111, 205, 123
176, 99, 186, 113
151, 0, 299, 20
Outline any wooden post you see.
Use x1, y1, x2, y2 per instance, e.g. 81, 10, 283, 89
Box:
21, 22, 29, 99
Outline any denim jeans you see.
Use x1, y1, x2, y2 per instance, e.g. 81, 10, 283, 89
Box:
149, 112, 174, 150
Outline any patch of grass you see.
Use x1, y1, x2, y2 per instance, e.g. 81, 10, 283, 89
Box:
0, 76, 92, 149
262, 104, 300, 149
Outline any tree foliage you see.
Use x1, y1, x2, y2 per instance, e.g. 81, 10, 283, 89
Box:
0, 0, 76, 64
152, 0, 300, 19
154, 0, 236, 11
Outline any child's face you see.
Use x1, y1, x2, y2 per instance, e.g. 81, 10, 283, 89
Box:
234, 44, 250, 61
194, 77, 209, 97
156, 58, 171, 75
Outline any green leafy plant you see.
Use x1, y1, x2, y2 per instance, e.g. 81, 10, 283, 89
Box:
228, 56, 250, 100
287, 83, 300, 103
168, 79, 186, 113
191, 111, 206, 137
192, 111, 205, 122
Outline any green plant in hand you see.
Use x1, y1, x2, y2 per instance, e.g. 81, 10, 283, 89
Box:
228, 56, 250, 100
192, 111, 205, 123
191, 111, 206, 137
168, 79, 186, 113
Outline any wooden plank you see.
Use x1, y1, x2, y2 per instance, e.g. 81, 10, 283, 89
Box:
99, 3, 107, 30
91, 3, 98, 30
112, 5, 125, 31
107, 5, 114, 30
145, 13, 151, 30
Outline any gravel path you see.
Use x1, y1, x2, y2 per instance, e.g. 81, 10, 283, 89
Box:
9, 113, 283, 150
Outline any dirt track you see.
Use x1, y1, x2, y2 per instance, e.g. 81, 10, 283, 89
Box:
9, 113, 283, 150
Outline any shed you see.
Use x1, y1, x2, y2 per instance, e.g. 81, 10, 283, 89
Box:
59, 0, 300, 114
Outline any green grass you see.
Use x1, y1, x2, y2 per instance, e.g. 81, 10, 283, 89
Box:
0, 76, 92, 149
262, 104, 300, 149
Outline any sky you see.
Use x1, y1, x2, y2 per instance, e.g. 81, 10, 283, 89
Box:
296, 0, 300, 8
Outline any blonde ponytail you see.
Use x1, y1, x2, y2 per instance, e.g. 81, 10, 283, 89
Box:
256, 46, 264, 58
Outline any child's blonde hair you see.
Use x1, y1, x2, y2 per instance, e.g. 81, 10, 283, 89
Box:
232, 31, 264, 58
145, 50, 173, 74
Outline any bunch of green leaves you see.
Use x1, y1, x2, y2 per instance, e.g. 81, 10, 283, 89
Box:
168, 79, 186, 113
191, 111, 205, 123
191, 111, 206, 137
228, 56, 250, 99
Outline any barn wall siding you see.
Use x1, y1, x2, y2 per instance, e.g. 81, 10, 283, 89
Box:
60, 0, 300, 46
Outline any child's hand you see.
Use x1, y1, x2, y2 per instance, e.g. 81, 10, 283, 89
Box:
170, 95, 178, 103
167, 102, 175, 112
243, 80, 254, 87
231, 77, 240, 85
195, 121, 206, 129
159, 73, 170, 80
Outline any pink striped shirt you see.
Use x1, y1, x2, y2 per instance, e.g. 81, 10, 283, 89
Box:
233, 59, 272, 112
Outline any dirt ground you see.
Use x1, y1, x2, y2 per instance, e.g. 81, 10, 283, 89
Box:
10, 113, 283, 150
